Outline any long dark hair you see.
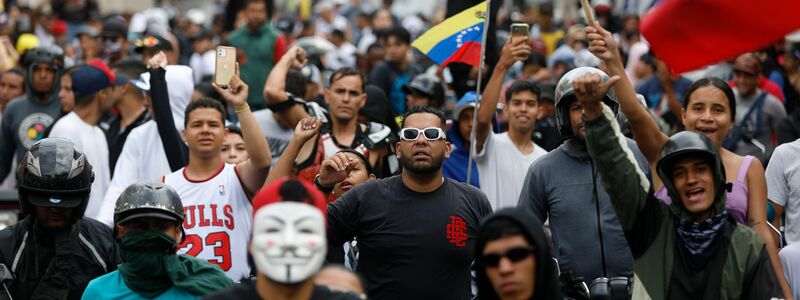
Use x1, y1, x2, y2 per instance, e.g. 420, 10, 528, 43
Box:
682, 77, 737, 119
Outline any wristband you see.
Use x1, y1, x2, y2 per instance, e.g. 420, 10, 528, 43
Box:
235, 104, 250, 113
314, 174, 335, 193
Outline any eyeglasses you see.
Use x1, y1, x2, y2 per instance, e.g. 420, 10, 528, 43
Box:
399, 127, 446, 141
482, 247, 535, 267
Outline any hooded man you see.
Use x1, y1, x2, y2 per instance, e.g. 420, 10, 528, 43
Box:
574, 71, 783, 299
204, 177, 361, 300
0, 138, 118, 299
475, 207, 562, 300
0, 45, 64, 186
517, 67, 647, 285
82, 182, 232, 299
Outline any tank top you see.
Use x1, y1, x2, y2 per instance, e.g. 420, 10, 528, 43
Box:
163, 163, 253, 281
655, 156, 753, 224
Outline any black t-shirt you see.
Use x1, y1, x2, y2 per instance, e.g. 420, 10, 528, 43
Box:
327, 176, 493, 300
203, 282, 361, 300
102, 109, 151, 175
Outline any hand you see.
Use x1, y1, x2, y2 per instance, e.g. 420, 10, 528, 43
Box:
498, 37, 531, 69
572, 73, 620, 118
585, 23, 622, 68
318, 152, 356, 187
293, 117, 322, 143
213, 63, 249, 108
655, 60, 673, 86
283, 46, 308, 68
146, 51, 168, 69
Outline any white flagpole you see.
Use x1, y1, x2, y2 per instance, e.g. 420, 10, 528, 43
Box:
466, 0, 491, 186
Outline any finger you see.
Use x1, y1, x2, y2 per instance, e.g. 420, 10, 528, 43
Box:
330, 155, 345, 171
602, 75, 621, 90
212, 83, 225, 94
235, 62, 240, 77
587, 32, 604, 41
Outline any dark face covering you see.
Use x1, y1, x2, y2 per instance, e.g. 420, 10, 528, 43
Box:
118, 231, 233, 297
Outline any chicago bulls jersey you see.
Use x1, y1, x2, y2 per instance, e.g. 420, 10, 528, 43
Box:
163, 163, 253, 281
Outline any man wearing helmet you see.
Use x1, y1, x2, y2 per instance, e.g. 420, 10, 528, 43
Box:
574, 71, 783, 299
82, 182, 232, 299
0, 138, 118, 299
402, 74, 445, 110
517, 66, 650, 286
0, 45, 65, 188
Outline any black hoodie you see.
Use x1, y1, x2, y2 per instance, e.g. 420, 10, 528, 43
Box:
475, 208, 562, 300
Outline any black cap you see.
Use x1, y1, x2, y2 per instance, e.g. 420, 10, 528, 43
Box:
101, 16, 128, 38
134, 35, 173, 53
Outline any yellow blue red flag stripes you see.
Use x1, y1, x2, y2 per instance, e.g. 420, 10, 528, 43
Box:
412, 1, 486, 67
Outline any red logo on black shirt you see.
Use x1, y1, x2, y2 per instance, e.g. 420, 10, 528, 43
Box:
447, 216, 467, 247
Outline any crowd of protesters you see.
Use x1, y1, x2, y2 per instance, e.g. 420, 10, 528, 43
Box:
0, 0, 799, 299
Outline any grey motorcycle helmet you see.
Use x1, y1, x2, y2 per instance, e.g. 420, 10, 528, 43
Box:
554, 67, 619, 137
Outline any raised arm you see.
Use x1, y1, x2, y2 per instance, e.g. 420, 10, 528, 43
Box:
147, 52, 188, 171
265, 117, 322, 185
215, 65, 271, 196
575, 72, 662, 256
263, 47, 311, 127
586, 24, 668, 164
476, 37, 530, 153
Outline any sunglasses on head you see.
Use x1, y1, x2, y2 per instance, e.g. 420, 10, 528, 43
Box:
482, 246, 535, 267
399, 127, 446, 141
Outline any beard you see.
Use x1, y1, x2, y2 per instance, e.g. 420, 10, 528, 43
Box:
399, 152, 444, 175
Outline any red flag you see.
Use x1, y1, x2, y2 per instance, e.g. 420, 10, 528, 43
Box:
641, 0, 800, 73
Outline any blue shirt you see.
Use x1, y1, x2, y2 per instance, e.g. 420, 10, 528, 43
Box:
82, 270, 198, 300
636, 76, 692, 110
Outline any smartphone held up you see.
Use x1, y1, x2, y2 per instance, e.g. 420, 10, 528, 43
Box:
215, 46, 236, 88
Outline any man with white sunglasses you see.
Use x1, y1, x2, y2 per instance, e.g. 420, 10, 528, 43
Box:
322, 105, 493, 300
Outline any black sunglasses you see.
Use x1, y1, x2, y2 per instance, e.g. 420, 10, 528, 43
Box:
482, 247, 535, 267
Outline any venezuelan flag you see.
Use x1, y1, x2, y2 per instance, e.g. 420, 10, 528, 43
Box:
412, 1, 486, 67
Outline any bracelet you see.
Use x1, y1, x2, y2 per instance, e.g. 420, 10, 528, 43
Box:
235, 104, 250, 113
314, 174, 334, 193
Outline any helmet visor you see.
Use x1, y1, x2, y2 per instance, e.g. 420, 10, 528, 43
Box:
27, 192, 82, 208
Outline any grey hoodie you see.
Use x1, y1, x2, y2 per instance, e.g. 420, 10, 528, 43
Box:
517, 138, 649, 284
0, 75, 62, 182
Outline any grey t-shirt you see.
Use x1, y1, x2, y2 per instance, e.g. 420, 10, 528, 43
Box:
733, 88, 787, 163
252, 109, 293, 166
780, 242, 800, 300
766, 139, 800, 244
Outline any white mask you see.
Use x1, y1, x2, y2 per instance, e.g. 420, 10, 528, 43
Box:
251, 202, 327, 284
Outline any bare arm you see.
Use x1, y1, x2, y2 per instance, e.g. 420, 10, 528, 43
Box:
263, 47, 311, 127
215, 65, 271, 196
586, 24, 668, 164
476, 38, 530, 153
265, 117, 322, 185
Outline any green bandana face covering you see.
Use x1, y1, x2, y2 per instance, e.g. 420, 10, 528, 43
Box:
118, 231, 233, 297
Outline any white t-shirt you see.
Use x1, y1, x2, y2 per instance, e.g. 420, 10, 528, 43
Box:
780, 242, 800, 300
48, 112, 110, 220
766, 139, 800, 244
189, 50, 215, 84
475, 132, 547, 210
164, 163, 253, 282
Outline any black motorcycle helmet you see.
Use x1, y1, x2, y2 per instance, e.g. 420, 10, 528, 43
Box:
22, 45, 64, 71
402, 74, 445, 108
113, 181, 185, 226
17, 138, 94, 217
656, 131, 727, 220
